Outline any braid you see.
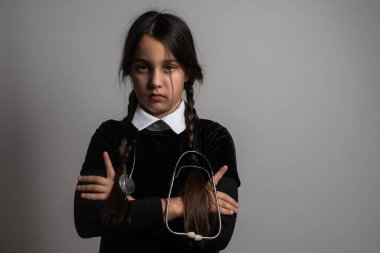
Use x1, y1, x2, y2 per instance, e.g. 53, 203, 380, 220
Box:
102, 90, 138, 225
120, 90, 138, 156
184, 86, 197, 149
183, 85, 213, 238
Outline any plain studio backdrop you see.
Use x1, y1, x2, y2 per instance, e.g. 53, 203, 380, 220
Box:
1, 0, 380, 252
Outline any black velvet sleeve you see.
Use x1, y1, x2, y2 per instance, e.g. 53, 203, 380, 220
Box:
199, 120, 240, 251
74, 120, 164, 238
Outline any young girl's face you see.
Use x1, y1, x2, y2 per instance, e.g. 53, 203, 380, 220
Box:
131, 35, 187, 118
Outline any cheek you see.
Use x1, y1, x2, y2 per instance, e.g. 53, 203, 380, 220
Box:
132, 75, 148, 90
172, 79, 185, 97
171, 73, 185, 89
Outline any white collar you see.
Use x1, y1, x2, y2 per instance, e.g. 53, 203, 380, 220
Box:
131, 100, 186, 134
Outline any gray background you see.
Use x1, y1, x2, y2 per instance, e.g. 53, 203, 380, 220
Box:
1, 0, 380, 252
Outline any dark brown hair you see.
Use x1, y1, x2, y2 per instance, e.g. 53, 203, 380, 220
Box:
102, 10, 213, 236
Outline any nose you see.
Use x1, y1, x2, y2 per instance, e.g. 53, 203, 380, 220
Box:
149, 69, 162, 89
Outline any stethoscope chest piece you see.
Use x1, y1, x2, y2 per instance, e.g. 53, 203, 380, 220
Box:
119, 173, 135, 195
118, 144, 137, 196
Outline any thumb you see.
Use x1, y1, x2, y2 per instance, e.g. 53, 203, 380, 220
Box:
103, 151, 115, 180
213, 165, 228, 185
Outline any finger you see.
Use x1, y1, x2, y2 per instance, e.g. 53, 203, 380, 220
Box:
217, 198, 239, 214
103, 151, 115, 180
211, 199, 238, 215
78, 175, 109, 185
80, 193, 108, 201
219, 206, 236, 215
216, 191, 239, 209
77, 184, 110, 193
209, 199, 236, 215
208, 191, 239, 213
213, 165, 228, 185
126, 195, 135, 201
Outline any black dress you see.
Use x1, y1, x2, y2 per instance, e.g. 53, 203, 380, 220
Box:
74, 119, 240, 252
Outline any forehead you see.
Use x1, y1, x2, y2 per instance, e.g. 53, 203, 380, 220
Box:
134, 35, 175, 61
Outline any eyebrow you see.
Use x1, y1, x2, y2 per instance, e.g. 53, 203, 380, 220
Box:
133, 58, 179, 64
133, 58, 148, 63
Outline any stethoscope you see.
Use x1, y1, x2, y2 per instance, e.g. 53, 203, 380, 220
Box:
118, 147, 222, 241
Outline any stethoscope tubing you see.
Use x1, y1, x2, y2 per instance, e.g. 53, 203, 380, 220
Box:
165, 150, 222, 241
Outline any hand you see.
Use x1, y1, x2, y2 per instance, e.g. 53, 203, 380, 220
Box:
163, 165, 239, 222
76, 152, 115, 200
209, 165, 239, 215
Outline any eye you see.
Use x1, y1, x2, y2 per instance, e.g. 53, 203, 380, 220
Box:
163, 64, 176, 72
135, 63, 149, 73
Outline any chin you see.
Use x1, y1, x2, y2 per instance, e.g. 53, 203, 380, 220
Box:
145, 107, 167, 118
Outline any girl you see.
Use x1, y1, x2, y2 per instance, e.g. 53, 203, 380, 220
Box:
75, 10, 240, 252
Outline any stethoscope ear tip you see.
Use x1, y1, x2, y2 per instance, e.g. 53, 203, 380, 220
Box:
194, 235, 203, 241
187, 232, 195, 238
187, 232, 203, 241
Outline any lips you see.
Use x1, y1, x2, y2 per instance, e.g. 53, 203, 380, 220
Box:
150, 93, 166, 102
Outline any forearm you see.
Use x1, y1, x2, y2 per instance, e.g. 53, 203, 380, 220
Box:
74, 191, 106, 238
75, 193, 164, 238
75, 163, 162, 237
161, 197, 183, 222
